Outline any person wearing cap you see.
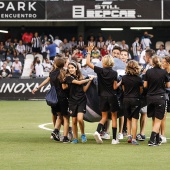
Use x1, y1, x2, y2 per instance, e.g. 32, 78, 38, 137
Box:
6, 56, 12, 70
12, 58, 22, 74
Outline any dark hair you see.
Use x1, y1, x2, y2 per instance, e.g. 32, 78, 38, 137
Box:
121, 49, 129, 56
145, 49, 155, 58
112, 46, 121, 52
152, 56, 161, 68
33, 57, 39, 66
164, 56, 170, 64
68, 61, 83, 80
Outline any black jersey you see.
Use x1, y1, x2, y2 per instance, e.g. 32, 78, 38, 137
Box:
65, 75, 86, 103
144, 67, 169, 95
94, 66, 117, 96
49, 69, 67, 99
122, 75, 143, 98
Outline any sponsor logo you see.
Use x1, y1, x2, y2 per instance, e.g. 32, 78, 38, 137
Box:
73, 1, 141, 19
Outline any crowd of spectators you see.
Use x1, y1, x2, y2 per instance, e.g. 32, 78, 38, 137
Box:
0, 31, 170, 78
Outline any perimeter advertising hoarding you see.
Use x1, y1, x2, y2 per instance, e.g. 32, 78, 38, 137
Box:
0, 78, 50, 100
47, 0, 162, 20
0, 0, 169, 21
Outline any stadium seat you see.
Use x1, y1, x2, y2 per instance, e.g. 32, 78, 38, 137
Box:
156, 41, 164, 49
26, 54, 34, 60
21, 57, 33, 78
165, 41, 170, 51
116, 41, 122, 46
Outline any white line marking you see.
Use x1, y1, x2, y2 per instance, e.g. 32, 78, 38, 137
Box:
38, 122, 170, 139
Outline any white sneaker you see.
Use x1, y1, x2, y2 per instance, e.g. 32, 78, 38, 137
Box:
111, 139, 120, 144
94, 131, 103, 144
160, 136, 167, 144
60, 135, 64, 142
101, 132, 110, 140
50, 135, 54, 140
118, 133, 123, 140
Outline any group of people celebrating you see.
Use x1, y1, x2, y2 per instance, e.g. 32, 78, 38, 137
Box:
32, 44, 170, 146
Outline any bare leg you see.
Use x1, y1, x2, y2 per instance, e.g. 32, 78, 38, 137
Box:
63, 115, 69, 137
160, 112, 167, 136
132, 118, 138, 140
127, 118, 132, 136
77, 113, 85, 135
72, 117, 78, 139
140, 113, 147, 135
119, 116, 124, 133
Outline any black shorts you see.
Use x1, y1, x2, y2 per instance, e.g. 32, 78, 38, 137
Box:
123, 98, 141, 119
147, 95, 166, 120
117, 97, 124, 118
32, 47, 40, 53
51, 98, 69, 116
167, 100, 170, 112
69, 100, 86, 117
99, 95, 119, 112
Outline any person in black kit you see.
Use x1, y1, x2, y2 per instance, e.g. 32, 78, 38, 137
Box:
86, 44, 121, 144
122, 60, 143, 145
32, 57, 70, 143
144, 56, 170, 146
62, 61, 94, 144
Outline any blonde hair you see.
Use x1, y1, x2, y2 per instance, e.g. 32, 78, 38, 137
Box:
125, 60, 141, 76
102, 55, 114, 67
152, 55, 161, 68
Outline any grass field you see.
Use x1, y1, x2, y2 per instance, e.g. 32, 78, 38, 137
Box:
0, 101, 170, 170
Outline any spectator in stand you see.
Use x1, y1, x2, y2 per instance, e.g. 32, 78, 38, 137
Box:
22, 31, 33, 54
157, 44, 169, 58
112, 46, 121, 59
82, 46, 88, 58
12, 58, 22, 74
35, 58, 44, 78
120, 49, 129, 63
16, 40, 25, 56
105, 35, 112, 46
61, 38, 72, 52
100, 45, 109, 57
13, 38, 18, 48
107, 40, 119, 55
72, 48, 83, 63
91, 46, 101, 59
88, 36, 96, 47
5, 38, 11, 47
30, 56, 39, 77
8, 42, 16, 55
132, 37, 141, 62
6, 57, 12, 71
97, 36, 105, 50
69, 36, 77, 49
141, 31, 153, 50
31, 32, 41, 55
43, 58, 52, 72
120, 40, 129, 51
0, 41, 5, 55
54, 36, 62, 54
0, 63, 12, 78
46, 40, 57, 61
64, 49, 72, 61
77, 35, 85, 50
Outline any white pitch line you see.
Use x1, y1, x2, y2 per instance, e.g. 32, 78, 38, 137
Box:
38, 122, 170, 139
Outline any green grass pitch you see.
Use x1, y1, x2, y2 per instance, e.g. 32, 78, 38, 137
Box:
0, 101, 170, 170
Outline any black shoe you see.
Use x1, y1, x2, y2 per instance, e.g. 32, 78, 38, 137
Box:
51, 131, 60, 141
156, 136, 162, 146
63, 137, 70, 143
148, 140, 158, 146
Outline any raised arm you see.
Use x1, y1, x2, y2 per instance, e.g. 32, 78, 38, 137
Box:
86, 45, 94, 70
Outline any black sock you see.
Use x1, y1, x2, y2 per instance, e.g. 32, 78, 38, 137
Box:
150, 131, 157, 142
156, 133, 160, 143
54, 129, 59, 133
112, 127, 117, 140
96, 123, 104, 133
64, 136, 68, 140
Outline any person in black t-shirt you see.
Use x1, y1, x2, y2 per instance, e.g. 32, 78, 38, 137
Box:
86, 45, 121, 144
160, 56, 170, 143
62, 61, 94, 144
122, 60, 143, 145
32, 57, 70, 143
144, 56, 170, 146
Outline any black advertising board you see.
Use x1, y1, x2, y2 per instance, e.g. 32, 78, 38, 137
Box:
0, 0, 169, 21
0, 1, 45, 20
0, 78, 50, 100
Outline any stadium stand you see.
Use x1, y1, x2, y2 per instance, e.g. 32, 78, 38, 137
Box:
156, 41, 164, 49
165, 41, 170, 51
